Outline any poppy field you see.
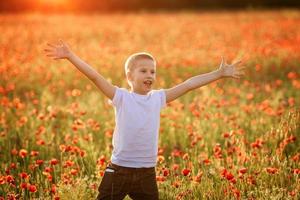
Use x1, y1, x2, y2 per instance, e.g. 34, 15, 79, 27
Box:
0, 9, 299, 199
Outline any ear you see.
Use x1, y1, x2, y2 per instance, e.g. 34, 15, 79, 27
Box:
127, 71, 133, 82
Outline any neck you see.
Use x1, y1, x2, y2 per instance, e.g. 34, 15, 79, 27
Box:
130, 88, 149, 95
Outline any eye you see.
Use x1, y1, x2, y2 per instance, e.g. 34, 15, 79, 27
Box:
151, 71, 156, 74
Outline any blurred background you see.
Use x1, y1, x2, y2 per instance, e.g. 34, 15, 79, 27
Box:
0, 0, 300, 13
0, 0, 300, 199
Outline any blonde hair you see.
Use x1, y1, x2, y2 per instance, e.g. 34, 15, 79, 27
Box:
124, 52, 156, 75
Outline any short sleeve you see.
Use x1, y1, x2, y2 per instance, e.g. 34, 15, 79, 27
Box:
109, 87, 124, 107
157, 89, 167, 109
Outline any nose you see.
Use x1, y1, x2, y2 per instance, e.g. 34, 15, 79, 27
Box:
146, 72, 155, 79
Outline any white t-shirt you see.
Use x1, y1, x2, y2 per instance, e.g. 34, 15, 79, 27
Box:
110, 87, 167, 168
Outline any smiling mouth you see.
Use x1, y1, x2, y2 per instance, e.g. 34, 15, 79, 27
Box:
143, 80, 152, 87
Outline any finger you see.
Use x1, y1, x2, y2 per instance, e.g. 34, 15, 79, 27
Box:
47, 43, 57, 48
222, 56, 227, 65
236, 72, 245, 77
235, 69, 245, 74
236, 68, 246, 73
220, 56, 223, 66
224, 57, 228, 65
46, 54, 56, 57
238, 66, 247, 70
44, 48, 54, 52
238, 69, 246, 74
238, 71, 246, 76
232, 60, 242, 66
59, 39, 66, 46
221, 56, 226, 67
233, 75, 240, 79
59, 39, 67, 47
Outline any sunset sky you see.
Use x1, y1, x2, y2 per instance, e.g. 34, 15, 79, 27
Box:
0, 0, 299, 12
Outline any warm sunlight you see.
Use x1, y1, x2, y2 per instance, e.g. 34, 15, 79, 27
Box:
37, 0, 70, 6
35, 0, 72, 9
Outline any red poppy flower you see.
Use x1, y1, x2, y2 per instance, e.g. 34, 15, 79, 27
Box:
238, 167, 247, 174
30, 151, 39, 157
97, 155, 106, 166
51, 184, 57, 194
11, 149, 18, 156
50, 158, 59, 165
10, 163, 17, 169
6, 175, 14, 184
172, 164, 179, 171
20, 182, 28, 189
266, 167, 278, 174
19, 172, 29, 179
44, 167, 53, 173
36, 159, 44, 165
70, 169, 78, 176
28, 184, 37, 193
221, 169, 236, 183
0, 176, 5, 185
182, 168, 191, 176
291, 168, 300, 175
19, 149, 27, 158
63, 160, 74, 168
163, 169, 169, 177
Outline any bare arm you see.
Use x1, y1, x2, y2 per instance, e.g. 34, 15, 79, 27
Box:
66, 52, 116, 100
44, 40, 116, 100
165, 57, 246, 103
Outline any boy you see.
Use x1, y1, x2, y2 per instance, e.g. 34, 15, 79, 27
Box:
44, 40, 246, 200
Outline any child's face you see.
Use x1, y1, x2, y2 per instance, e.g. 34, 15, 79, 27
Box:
128, 58, 156, 95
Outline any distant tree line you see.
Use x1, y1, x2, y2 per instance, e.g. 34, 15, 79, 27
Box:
0, 0, 299, 12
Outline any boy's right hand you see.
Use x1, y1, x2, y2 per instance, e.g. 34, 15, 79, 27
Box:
44, 39, 73, 60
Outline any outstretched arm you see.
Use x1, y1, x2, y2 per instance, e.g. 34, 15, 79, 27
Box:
165, 57, 246, 103
44, 40, 116, 100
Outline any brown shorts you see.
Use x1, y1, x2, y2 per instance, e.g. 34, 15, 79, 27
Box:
96, 162, 159, 200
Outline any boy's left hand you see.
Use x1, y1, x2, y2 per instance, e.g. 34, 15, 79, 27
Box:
218, 57, 246, 79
